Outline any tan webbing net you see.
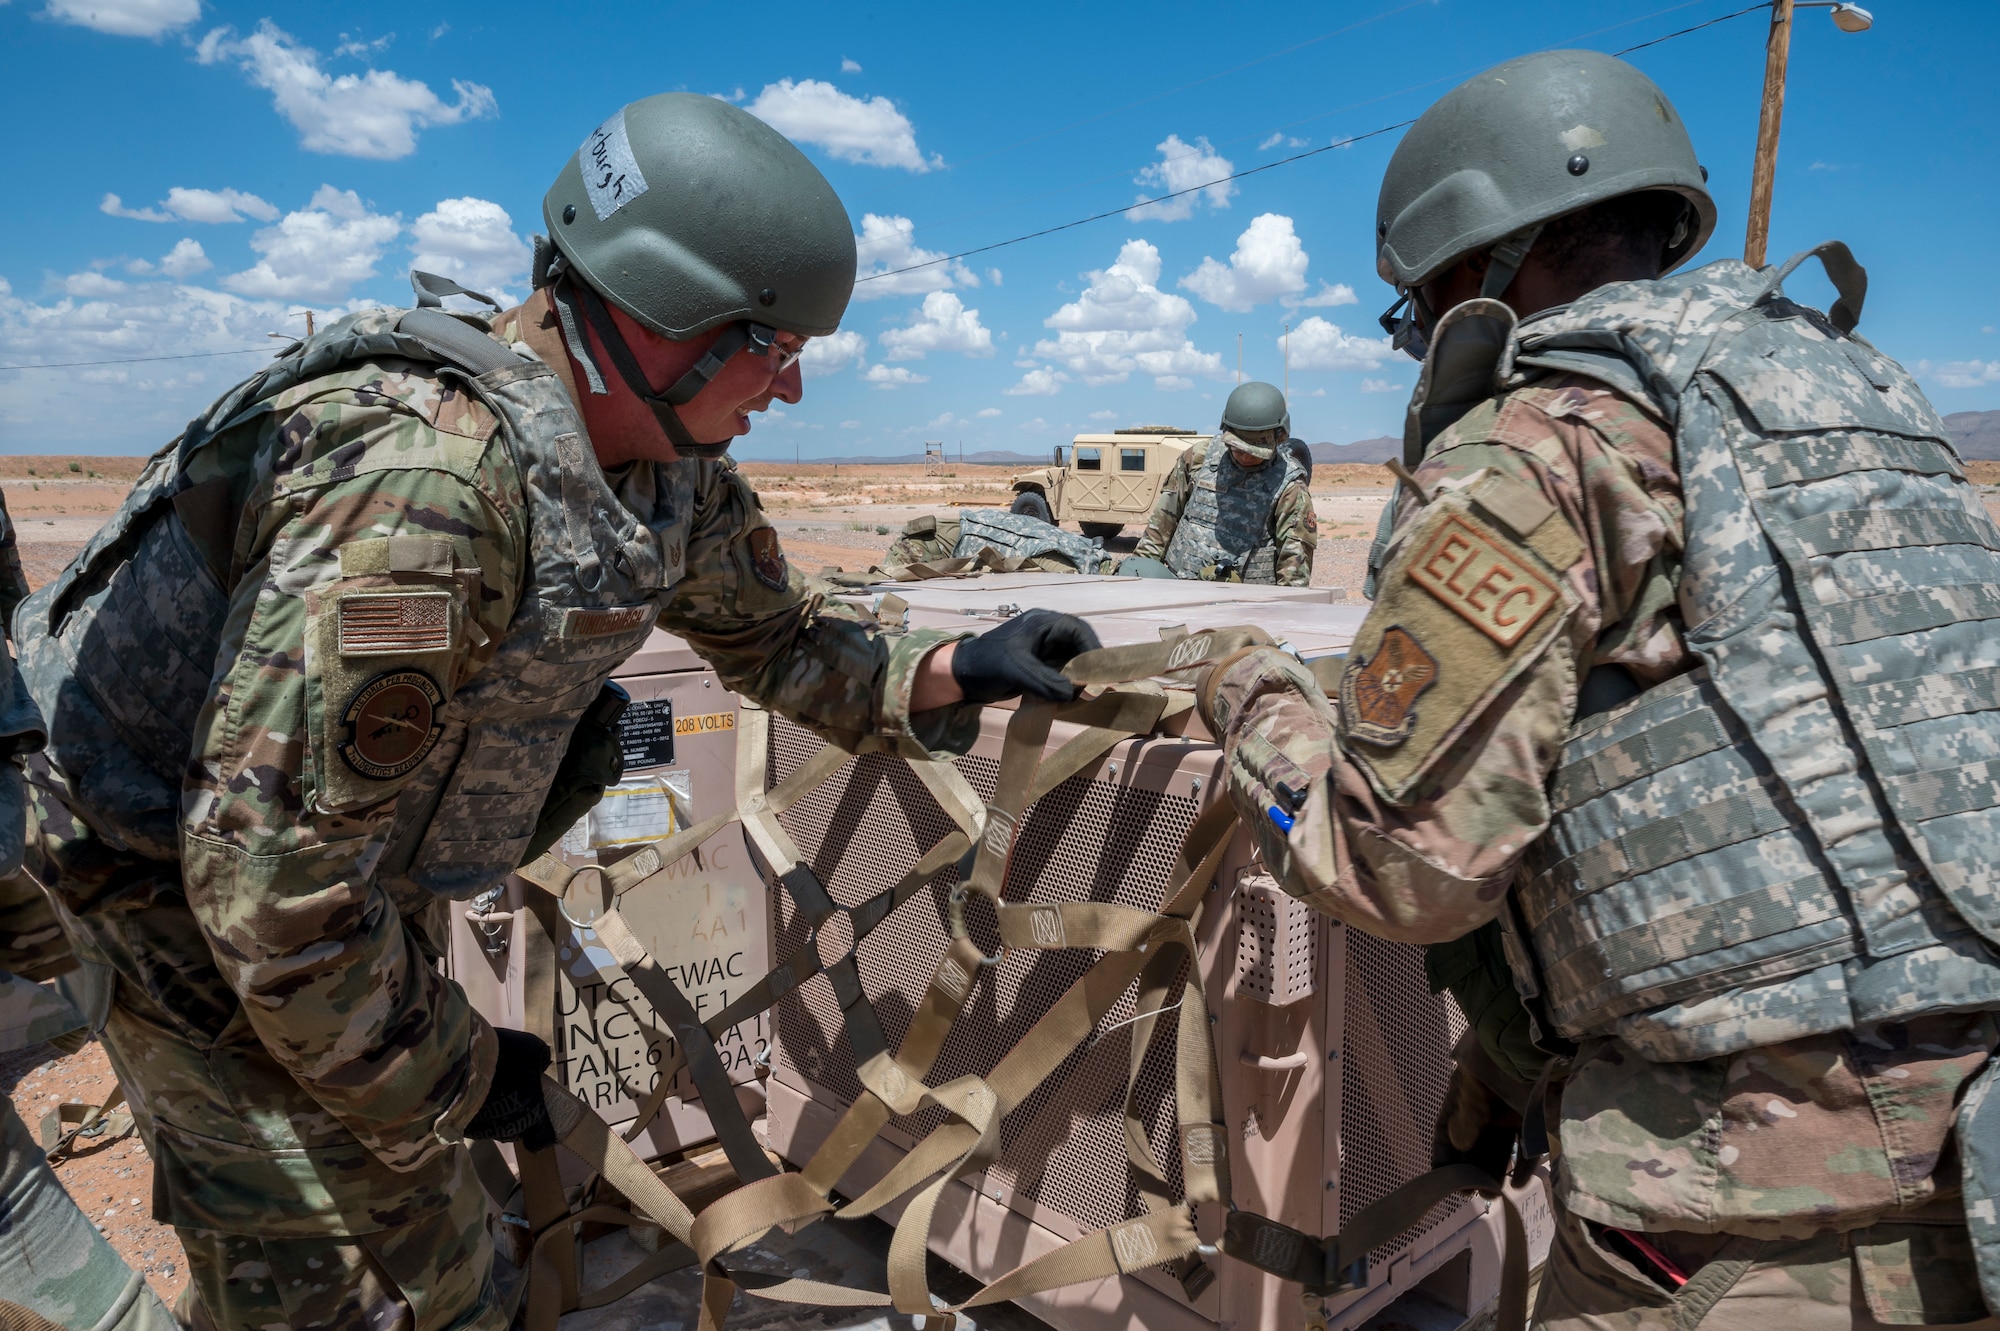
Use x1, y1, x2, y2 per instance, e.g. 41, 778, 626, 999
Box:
499, 627, 1528, 1331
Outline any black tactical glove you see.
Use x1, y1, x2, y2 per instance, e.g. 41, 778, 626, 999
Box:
521, 682, 630, 864
950, 610, 1102, 705
464, 1027, 559, 1152
1430, 1057, 1524, 1178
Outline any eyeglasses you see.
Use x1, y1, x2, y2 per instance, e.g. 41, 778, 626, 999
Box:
744, 323, 808, 374
1378, 291, 1429, 362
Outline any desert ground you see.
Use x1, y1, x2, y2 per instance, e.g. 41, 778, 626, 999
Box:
6, 453, 2000, 1318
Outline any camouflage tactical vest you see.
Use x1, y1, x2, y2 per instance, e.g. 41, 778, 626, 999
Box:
1163, 436, 1307, 582
1485, 247, 2000, 1061
18, 305, 675, 907
953, 509, 1106, 573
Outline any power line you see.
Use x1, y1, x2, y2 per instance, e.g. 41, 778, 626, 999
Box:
856, 0, 1773, 286
0, 346, 272, 372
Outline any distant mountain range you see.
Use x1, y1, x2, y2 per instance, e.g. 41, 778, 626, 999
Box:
1947, 411, 2000, 460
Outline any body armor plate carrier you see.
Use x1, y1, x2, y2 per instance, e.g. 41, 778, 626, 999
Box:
1163, 438, 1308, 583
1463, 247, 2000, 1062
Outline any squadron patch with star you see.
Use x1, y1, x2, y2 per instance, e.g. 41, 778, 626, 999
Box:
1340, 626, 1437, 747
340, 669, 445, 779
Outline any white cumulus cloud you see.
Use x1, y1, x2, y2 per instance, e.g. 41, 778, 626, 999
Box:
1131, 134, 1236, 222
976, 407, 1002, 419
1088, 410, 1118, 420
196, 20, 496, 160
840, 57, 862, 73
159, 238, 211, 279
1180, 213, 1309, 312
43, 0, 198, 37
1004, 367, 1068, 396
1360, 377, 1404, 393
1928, 359, 2000, 389
879, 291, 993, 361
0, 274, 349, 452
1032, 239, 1225, 389
1286, 317, 1395, 372
744, 79, 938, 171
864, 363, 929, 389
410, 197, 531, 305
101, 187, 281, 224
1292, 281, 1358, 308
851, 214, 975, 301
222, 185, 400, 301
800, 329, 868, 377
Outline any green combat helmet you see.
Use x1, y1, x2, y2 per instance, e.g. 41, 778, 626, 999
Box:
534, 92, 859, 455
1374, 49, 1715, 358
1219, 381, 1289, 460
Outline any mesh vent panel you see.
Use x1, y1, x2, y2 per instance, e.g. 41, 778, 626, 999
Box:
1338, 926, 1470, 1268
768, 716, 1197, 1233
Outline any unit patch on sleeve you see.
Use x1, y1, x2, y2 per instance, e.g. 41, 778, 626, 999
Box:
1407, 513, 1558, 647
1340, 626, 1437, 748
747, 526, 789, 592
1338, 496, 1574, 804
340, 669, 446, 780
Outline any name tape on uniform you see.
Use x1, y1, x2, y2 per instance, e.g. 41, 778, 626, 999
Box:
1408, 514, 1557, 648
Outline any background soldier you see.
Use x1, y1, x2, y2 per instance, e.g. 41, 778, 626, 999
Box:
15, 93, 1093, 1331
1125, 380, 1316, 584
1200, 50, 2000, 1328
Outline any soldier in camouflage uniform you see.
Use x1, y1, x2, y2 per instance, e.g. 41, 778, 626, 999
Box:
1201, 52, 2000, 1328
0, 490, 176, 1331
1129, 381, 1317, 585
13, 94, 1094, 1331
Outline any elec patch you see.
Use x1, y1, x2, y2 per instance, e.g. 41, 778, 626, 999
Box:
340, 669, 445, 780
1408, 513, 1558, 647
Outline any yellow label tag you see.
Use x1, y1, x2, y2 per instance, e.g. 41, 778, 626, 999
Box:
675, 710, 736, 737
1408, 513, 1559, 647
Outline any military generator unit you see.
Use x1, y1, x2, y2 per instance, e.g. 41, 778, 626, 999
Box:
449, 570, 1551, 1331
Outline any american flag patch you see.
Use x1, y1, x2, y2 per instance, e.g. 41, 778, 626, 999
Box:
339, 592, 454, 655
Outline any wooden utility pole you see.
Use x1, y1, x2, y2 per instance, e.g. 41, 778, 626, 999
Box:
1744, 0, 1795, 268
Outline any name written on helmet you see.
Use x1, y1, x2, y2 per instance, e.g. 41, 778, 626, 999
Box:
580, 109, 651, 221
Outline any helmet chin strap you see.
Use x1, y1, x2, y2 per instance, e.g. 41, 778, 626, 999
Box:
548, 275, 768, 461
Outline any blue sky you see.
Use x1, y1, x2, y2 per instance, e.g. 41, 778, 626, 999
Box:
1, 0, 1994, 458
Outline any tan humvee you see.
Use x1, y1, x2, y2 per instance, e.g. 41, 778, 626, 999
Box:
1008, 425, 1208, 539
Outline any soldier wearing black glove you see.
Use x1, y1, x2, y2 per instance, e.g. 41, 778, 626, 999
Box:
464, 1027, 559, 1152
950, 609, 1101, 704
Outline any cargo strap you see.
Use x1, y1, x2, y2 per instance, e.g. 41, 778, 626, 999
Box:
38, 1086, 134, 1162
494, 624, 1532, 1331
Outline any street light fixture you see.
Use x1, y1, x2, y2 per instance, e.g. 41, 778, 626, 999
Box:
1745, 0, 1876, 268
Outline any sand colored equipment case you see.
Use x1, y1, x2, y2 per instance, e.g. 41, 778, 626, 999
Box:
448, 573, 1551, 1330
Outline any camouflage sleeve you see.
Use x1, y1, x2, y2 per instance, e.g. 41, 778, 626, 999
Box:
179, 382, 524, 1171
1132, 450, 1196, 561
660, 462, 977, 756
1216, 383, 1684, 942
1271, 481, 1319, 587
